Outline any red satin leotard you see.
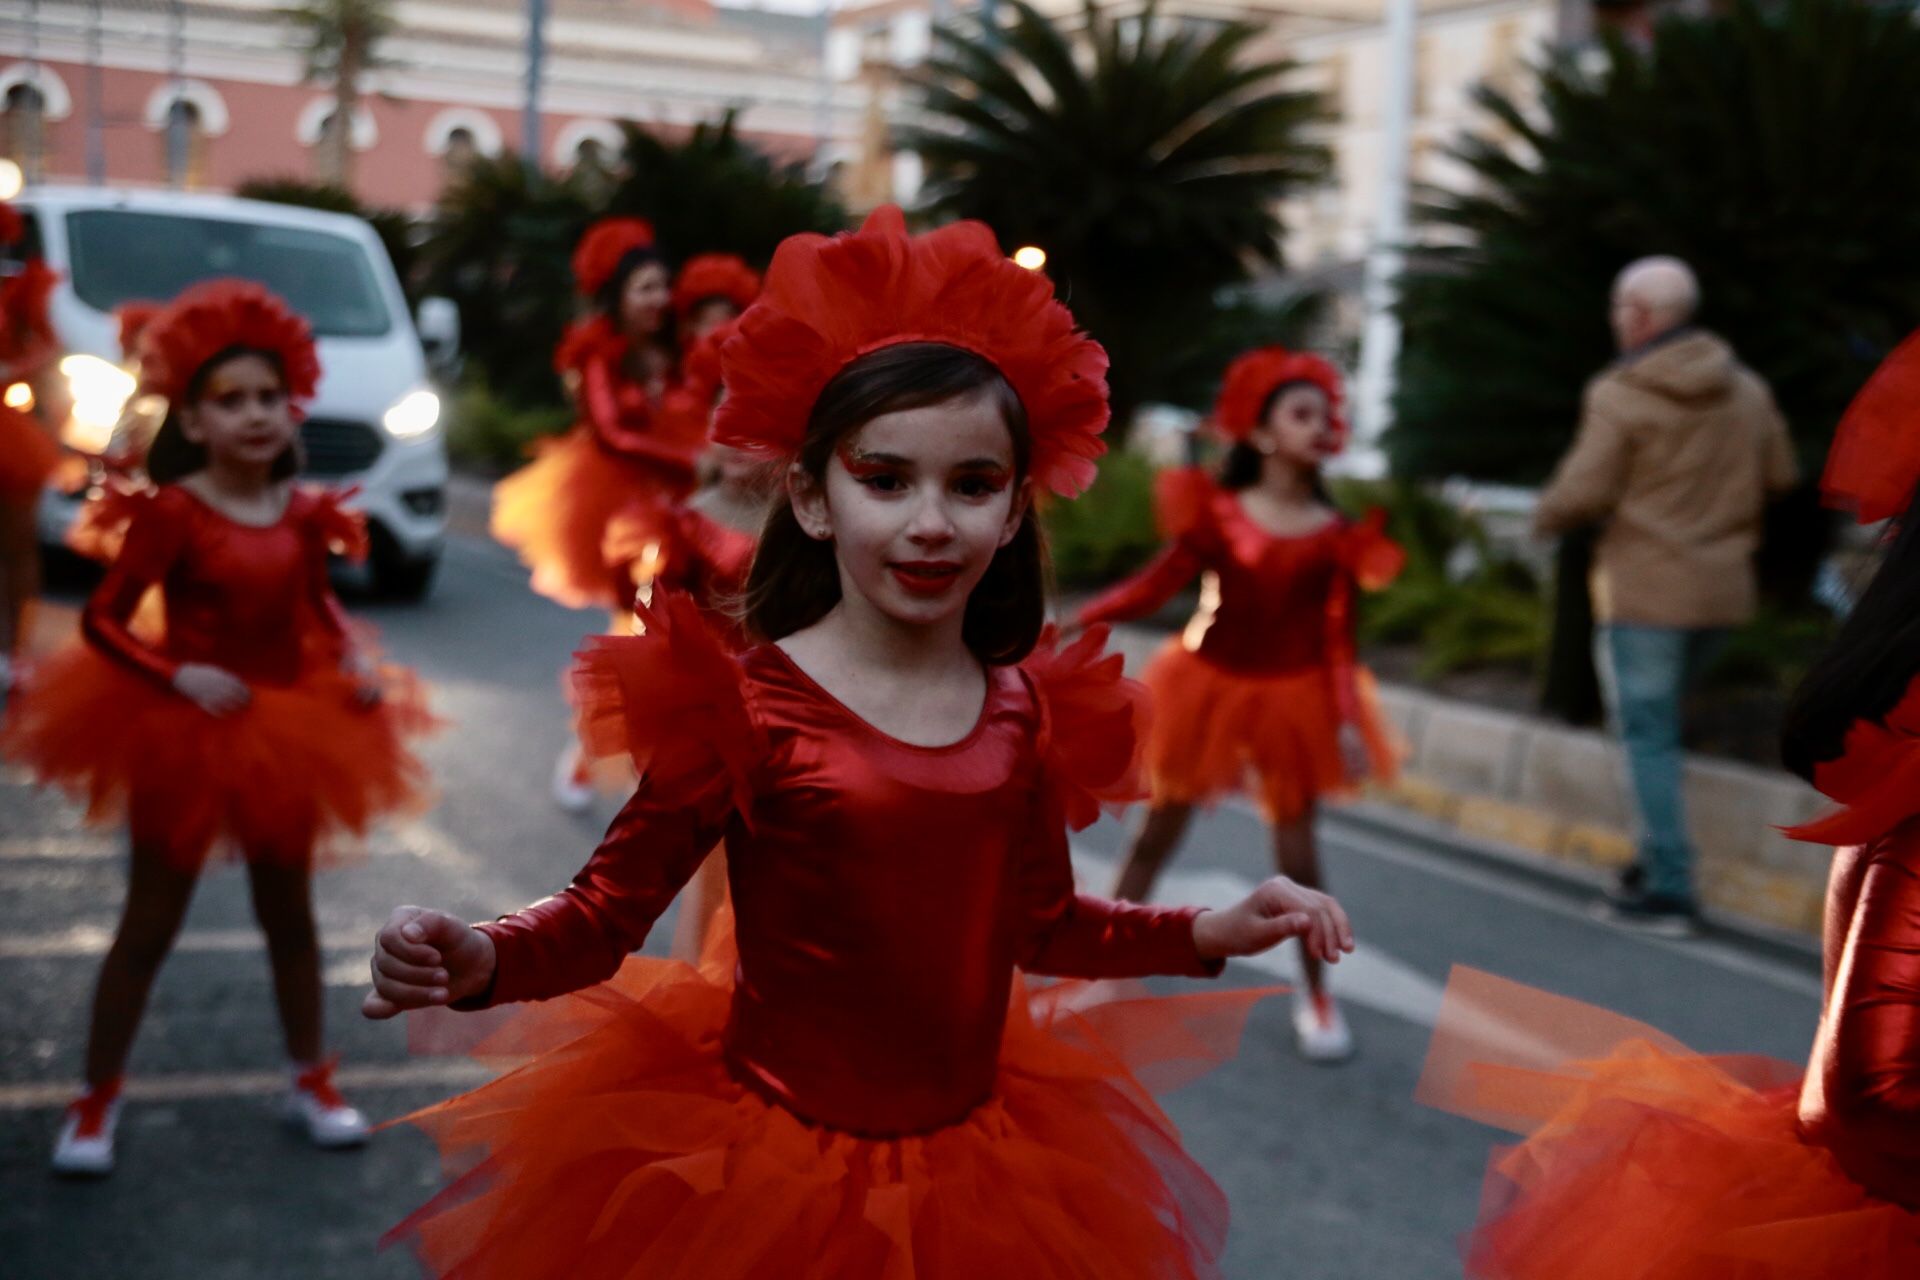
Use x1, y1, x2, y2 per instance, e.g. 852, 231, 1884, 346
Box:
469, 638, 1221, 1137
83, 485, 350, 688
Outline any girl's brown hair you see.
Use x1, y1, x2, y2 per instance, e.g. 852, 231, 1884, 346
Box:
146, 346, 303, 485
740, 342, 1048, 664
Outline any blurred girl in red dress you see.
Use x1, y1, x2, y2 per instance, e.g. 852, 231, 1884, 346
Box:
3, 281, 437, 1177
1077, 347, 1403, 1062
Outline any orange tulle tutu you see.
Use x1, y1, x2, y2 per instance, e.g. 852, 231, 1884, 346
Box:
1, 645, 437, 871
0, 403, 63, 502
388, 915, 1267, 1280
1418, 967, 1920, 1279
1140, 640, 1399, 821
491, 428, 695, 610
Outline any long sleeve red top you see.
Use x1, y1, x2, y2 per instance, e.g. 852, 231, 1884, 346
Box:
465, 619, 1221, 1137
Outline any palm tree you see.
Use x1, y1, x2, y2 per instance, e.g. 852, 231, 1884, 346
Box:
902, 0, 1330, 430
280, 0, 397, 189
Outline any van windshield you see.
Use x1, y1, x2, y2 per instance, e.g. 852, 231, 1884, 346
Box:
63, 209, 393, 338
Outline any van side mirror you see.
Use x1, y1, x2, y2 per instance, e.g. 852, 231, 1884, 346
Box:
416, 297, 461, 376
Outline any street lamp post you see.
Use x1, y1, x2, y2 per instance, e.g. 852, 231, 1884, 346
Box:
1352, 0, 1418, 475
165, 0, 189, 188
86, 0, 105, 184
523, 0, 548, 178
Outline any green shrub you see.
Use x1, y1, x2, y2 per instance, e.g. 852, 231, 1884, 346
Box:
445, 373, 571, 475
1045, 450, 1163, 589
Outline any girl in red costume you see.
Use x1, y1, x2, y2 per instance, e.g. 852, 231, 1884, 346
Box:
1077, 346, 1402, 1064
0, 201, 69, 695
671, 251, 761, 345
2, 281, 437, 1177
492, 217, 708, 808
365, 207, 1355, 1280
1416, 332, 1920, 1278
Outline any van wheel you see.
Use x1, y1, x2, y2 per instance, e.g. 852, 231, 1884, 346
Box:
369, 527, 440, 601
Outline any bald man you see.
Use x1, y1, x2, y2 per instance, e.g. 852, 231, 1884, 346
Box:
1534, 256, 1798, 935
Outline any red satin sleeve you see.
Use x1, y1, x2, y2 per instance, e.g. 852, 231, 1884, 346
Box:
1801, 841, 1920, 1201
468, 778, 735, 1007
80, 492, 189, 689
1017, 809, 1222, 980
580, 353, 695, 472
1075, 541, 1205, 629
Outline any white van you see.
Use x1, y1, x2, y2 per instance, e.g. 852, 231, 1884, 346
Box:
8, 186, 455, 599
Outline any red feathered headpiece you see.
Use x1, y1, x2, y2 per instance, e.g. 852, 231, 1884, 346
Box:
714, 205, 1111, 498
0, 202, 21, 246
1212, 346, 1348, 446
137, 280, 321, 406
115, 301, 163, 360
672, 253, 761, 320
679, 317, 736, 406
1824, 330, 1920, 525
572, 217, 656, 299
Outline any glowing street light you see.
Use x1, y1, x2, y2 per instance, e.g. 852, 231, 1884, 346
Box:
1012, 245, 1047, 272
0, 159, 23, 201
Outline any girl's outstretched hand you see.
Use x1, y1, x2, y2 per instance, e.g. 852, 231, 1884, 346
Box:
1193, 876, 1355, 964
362, 906, 496, 1020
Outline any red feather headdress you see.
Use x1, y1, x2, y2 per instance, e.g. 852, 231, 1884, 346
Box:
1212, 346, 1348, 446
1823, 330, 1920, 524
136, 280, 320, 405
572, 218, 656, 298
713, 205, 1111, 498
671, 253, 761, 320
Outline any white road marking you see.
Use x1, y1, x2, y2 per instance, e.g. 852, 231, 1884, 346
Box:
1070, 847, 1448, 1029
0, 925, 379, 960
0, 1059, 497, 1112
0, 835, 119, 861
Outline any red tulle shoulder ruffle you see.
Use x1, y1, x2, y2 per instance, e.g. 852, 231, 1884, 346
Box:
1342, 508, 1405, 590
571, 217, 655, 298
1211, 346, 1348, 446
1824, 330, 1920, 525
570, 591, 764, 819
298, 485, 370, 564
1153, 467, 1221, 543
552, 315, 627, 378
1784, 675, 1920, 847
114, 300, 163, 359
1021, 624, 1148, 831
672, 253, 761, 319
715, 205, 1111, 498
137, 280, 320, 406
677, 319, 735, 406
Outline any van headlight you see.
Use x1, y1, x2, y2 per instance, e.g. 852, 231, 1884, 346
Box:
60, 354, 137, 454
383, 388, 441, 439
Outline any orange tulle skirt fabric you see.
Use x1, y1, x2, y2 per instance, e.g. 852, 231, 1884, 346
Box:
388, 910, 1268, 1280
1, 645, 437, 871
1417, 967, 1920, 1279
0, 403, 63, 502
1141, 640, 1399, 821
490, 427, 693, 611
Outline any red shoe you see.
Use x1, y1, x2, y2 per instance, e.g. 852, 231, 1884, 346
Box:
52, 1079, 123, 1176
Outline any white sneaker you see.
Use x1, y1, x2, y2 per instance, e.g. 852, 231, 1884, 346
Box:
1292, 991, 1356, 1064
51, 1085, 122, 1176
550, 743, 595, 813
284, 1062, 370, 1149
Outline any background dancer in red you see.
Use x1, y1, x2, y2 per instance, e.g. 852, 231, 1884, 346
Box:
670, 251, 761, 345
489, 217, 707, 809
2, 281, 437, 1177
1077, 346, 1402, 1063
1415, 331, 1920, 1279
0, 201, 70, 697
365, 208, 1352, 1280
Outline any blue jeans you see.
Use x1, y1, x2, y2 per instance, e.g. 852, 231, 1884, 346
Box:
1594, 625, 1727, 902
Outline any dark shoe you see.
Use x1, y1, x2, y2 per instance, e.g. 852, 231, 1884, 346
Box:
1595, 892, 1702, 938
1610, 863, 1646, 901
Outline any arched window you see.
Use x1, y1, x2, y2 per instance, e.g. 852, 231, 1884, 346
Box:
1, 83, 44, 173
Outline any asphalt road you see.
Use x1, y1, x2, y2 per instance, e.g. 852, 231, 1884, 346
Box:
0, 530, 1825, 1279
